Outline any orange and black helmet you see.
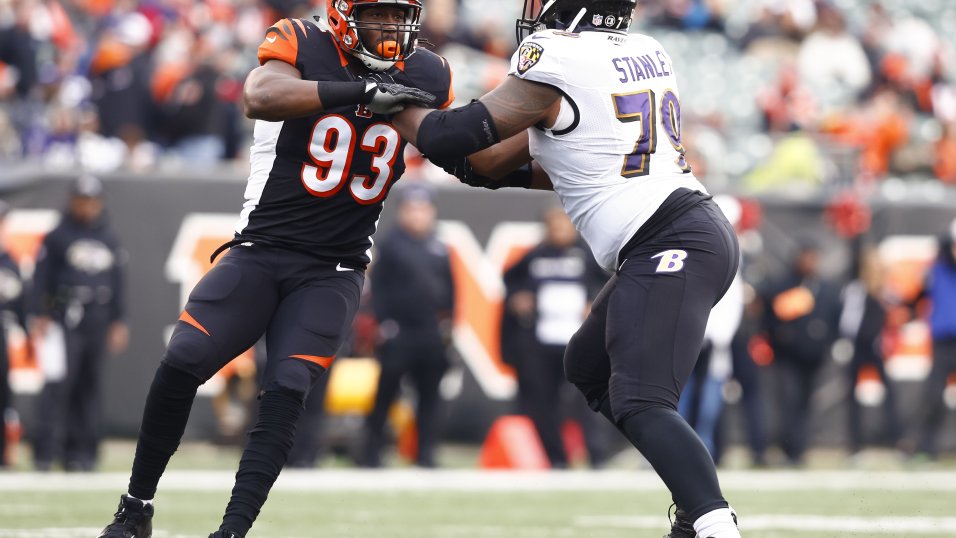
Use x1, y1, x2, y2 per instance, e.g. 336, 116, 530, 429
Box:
324, 0, 423, 71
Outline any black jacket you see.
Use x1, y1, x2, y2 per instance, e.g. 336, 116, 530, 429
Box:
501, 241, 607, 363
762, 271, 841, 365
31, 213, 126, 324
0, 248, 29, 339
371, 227, 454, 337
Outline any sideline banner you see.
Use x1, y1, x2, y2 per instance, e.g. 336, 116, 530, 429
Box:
2, 174, 955, 447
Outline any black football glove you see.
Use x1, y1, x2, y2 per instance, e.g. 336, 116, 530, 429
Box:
361, 73, 436, 115
429, 154, 503, 189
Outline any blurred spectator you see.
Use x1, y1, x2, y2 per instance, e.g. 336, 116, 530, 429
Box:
640, 0, 727, 32
418, 0, 486, 53
905, 221, 956, 460
719, 283, 769, 467
88, 11, 154, 152
758, 63, 817, 133
30, 175, 129, 472
744, 132, 825, 192
761, 239, 841, 465
0, 0, 39, 99
736, 0, 815, 52
0, 0, 953, 187
502, 208, 611, 469
935, 121, 956, 183
155, 37, 230, 165
0, 200, 30, 469
358, 185, 454, 468
797, 3, 871, 105
838, 247, 902, 456
42, 106, 131, 172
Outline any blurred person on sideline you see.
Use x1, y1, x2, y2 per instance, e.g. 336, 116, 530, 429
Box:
678, 195, 744, 461
0, 201, 30, 469
358, 184, 455, 468
797, 3, 871, 104
30, 175, 129, 472
95, 0, 447, 534
88, 11, 155, 157
761, 239, 840, 466
838, 247, 902, 458
904, 220, 956, 460
156, 38, 231, 166
502, 207, 610, 469
392, 0, 744, 535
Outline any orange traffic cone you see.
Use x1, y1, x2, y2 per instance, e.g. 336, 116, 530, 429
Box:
479, 415, 550, 470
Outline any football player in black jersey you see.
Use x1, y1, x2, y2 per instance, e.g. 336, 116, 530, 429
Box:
98, 2, 452, 537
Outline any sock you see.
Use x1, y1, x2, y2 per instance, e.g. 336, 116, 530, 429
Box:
125, 494, 154, 507
220, 388, 303, 536
619, 407, 728, 521
128, 363, 201, 500
694, 507, 740, 538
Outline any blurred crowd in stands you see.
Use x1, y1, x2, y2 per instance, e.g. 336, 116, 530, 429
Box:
1, 0, 955, 187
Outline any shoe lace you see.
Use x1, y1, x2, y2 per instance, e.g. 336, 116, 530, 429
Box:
109, 505, 145, 529
668, 503, 696, 533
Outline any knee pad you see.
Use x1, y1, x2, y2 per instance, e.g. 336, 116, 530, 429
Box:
262, 358, 319, 403
163, 328, 220, 381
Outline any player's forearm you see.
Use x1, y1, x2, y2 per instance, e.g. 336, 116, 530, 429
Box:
244, 68, 371, 121
392, 106, 438, 145
467, 131, 531, 180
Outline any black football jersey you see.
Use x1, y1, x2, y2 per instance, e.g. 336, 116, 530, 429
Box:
235, 18, 453, 269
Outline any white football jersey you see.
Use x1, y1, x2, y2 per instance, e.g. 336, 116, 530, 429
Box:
508, 29, 706, 271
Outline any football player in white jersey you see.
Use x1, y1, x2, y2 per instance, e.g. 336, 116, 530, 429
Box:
393, 1, 741, 537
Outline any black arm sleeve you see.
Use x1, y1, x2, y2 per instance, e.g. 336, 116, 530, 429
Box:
31, 234, 59, 318
440, 254, 455, 314
415, 100, 500, 163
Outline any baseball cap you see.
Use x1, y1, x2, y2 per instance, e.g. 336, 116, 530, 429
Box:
397, 183, 436, 205
72, 175, 104, 198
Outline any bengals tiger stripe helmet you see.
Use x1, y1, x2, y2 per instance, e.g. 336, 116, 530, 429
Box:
325, 0, 423, 71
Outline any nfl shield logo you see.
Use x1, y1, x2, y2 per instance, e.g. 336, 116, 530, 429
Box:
517, 42, 545, 75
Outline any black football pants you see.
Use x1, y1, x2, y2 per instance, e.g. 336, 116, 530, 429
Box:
33, 307, 110, 470
126, 245, 362, 535
564, 198, 738, 522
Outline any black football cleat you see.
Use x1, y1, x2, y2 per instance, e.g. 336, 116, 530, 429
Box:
664, 504, 739, 538
664, 504, 696, 538
208, 530, 243, 538
98, 494, 153, 538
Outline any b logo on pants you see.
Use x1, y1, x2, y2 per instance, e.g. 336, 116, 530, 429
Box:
652, 250, 687, 273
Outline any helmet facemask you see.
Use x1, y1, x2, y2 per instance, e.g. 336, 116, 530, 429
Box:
326, 0, 422, 71
516, 0, 635, 43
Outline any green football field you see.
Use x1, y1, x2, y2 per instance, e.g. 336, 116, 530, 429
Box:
2, 441, 955, 537
2, 467, 955, 538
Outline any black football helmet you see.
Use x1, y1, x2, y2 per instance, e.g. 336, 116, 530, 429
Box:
516, 0, 636, 42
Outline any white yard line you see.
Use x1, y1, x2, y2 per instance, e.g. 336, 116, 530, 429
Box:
575, 515, 956, 534
5, 515, 956, 538
1, 469, 956, 492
